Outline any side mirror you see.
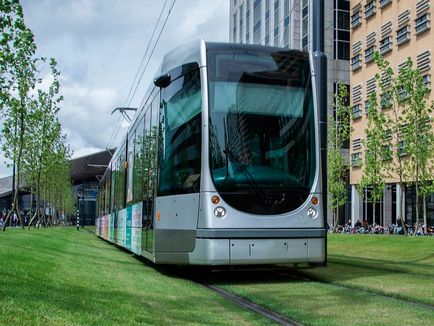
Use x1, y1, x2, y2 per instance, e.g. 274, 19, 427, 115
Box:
154, 74, 171, 88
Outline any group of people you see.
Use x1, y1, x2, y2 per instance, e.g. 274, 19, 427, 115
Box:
330, 220, 433, 236
0, 211, 19, 228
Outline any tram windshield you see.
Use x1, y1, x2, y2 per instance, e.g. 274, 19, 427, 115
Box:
207, 48, 315, 215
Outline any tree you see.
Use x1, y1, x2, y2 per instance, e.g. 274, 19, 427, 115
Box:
1, 1, 72, 231
359, 92, 388, 226
396, 60, 434, 233
22, 59, 63, 226
328, 83, 352, 227
372, 52, 434, 234
1, 0, 38, 229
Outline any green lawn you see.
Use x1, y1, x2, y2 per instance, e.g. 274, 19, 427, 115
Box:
302, 234, 434, 306
217, 234, 434, 326
0, 227, 270, 326
2, 229, 433, 326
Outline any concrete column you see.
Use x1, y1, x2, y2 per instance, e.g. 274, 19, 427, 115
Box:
383, 186, 392, 226
396, 183, 405, 222
351, 185, 360, 227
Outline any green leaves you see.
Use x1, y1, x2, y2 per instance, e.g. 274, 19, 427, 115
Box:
1, 1, 73, 226
360, 52, 434, 230
328, 82, 352, 226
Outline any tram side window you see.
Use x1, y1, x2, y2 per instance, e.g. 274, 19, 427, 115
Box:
149, 93, 159, 197
127, 132, 135, 203
112, 159, 118, 211
117, 146, 126, 210
110, 163, 116, 212
97, 186, 102, 217
133, 114, 146, 202
158, 66, 202, 195
105, 172, 110, 215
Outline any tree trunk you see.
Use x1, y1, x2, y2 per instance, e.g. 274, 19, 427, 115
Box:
373, 200, 376, 226
29, 189, 34, 227
336, 206, 340, 227
399, 182, 408, 235
423, 194, 427, 235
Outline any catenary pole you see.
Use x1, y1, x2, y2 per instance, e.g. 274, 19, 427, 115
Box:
312, 0, 327, 264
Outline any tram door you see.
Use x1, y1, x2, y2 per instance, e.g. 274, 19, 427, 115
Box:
142, 90, 160, 254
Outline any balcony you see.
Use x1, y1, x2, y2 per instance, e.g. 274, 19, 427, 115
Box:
351, 12, 362, 29
415, 14, 431, 35
379, 0, 392, 9
351, 153, 362, 167
396, 26, 410, 46
365, 2, 376, 20
351, 55, 362, 71
380, 37, 393, 55
352, 105, 362, 119
365, 46, 376, 63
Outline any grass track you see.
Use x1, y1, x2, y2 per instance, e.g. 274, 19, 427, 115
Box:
2, 229, 434, 325
0, 227, 272, 326
216, 234, 434, 326
301, 234, 434, 306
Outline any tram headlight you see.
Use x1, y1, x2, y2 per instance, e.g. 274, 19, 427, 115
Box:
214, 206, 227, 218
307, 207, 318, 219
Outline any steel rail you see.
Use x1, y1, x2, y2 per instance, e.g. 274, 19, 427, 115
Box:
275, 269, 434, 312
198, 281, 303, 326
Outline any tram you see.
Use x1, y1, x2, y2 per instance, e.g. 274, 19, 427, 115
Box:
96, 40, 327, 266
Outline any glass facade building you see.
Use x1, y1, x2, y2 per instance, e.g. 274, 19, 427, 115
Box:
229, 0, 351, 225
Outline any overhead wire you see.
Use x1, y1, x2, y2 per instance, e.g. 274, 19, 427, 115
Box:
106, 0, 176, 150
122, 0, 170, 108
126, 0, 177, 108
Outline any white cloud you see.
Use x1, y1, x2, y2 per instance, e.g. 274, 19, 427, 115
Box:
14, 0, 229, 170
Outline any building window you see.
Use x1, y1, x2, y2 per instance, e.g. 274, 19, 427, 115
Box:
379, 0, 392, 9
351, 152, 362, 167
274, 0, 279, 46
397, 140, 407, 156
281, 0, 290, 47
379, 36, 393, 55
364, 1, 376, 20
397, 87, 409, 102
396, 25, 410, 46
233, 13, 237, 42
240, 3, 244, 43
381, 145, 392, 161
365, 46, 375, 63
253, 0, 261, 44
423, 74, 431, 90
246, 5, 250, 43
380, 92, 392, 109
415, 13, 431, 35
384, 128, 392, 140
352, 104, 362, 119
351, 54, 362, 71
302, 0, 309, 51
351, 10, 362, 29
334, 0, 350, 60
265, 0, 270, 45
364, 100, 371, 114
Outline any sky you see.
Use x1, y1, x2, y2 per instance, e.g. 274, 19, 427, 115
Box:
0, 0, 229, 177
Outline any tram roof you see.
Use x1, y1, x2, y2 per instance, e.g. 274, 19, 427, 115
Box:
158, 39, 308, 77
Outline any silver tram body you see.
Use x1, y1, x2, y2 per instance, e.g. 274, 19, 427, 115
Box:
96, 40, 327, 266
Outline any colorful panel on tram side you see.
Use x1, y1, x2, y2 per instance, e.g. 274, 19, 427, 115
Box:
110, 213, 114, 242
101, 216, 106, 239
125, 206, 132, 250
104, 215, 108, 240
117, 209, 126, 247
131, 202, 142, 255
